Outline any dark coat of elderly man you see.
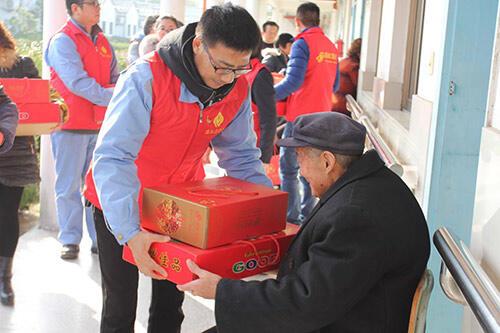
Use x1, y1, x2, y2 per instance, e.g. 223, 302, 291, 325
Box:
178, 112, 431, 333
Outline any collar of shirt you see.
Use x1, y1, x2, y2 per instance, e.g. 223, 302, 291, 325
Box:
69, 17, 99, 43
179, 81, 205, 108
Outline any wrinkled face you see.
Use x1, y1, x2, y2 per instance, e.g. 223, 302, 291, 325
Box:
72, 0, 101, 27
296, 147, 330, 198
193, 37, 252, 89
262, 25, 278, 43
157, 18, 177, 40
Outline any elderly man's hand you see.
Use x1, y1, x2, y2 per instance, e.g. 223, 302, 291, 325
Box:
127, 231, 170, 280
177, 260, 221, 299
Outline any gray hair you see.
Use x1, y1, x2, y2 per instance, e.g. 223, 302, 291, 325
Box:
305, 147, 361, 170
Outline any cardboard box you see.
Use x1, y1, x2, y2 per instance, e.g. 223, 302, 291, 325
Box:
94, 105, 107, 124
123, 223, 299, 284
15, 103, 61, 136
0, 78, 50, 104
142, 176, 287, 249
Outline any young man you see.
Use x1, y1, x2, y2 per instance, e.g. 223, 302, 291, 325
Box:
83, 4, 270, 332
180, 112, 431, 333
275, 2, 339, 225
44, 0, 119, 260
262, 32, 294, 74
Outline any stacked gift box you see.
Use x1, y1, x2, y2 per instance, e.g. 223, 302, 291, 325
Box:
123, 176, 298, 284
0, 78, 61, 136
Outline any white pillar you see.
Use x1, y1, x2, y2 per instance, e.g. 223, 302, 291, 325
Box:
160, 0, 186, 22
206, 0, 225, 9
359, 0, 382, 91
40, 0, 67, 231
244, 0, 260, 20
372, 0, 411, 109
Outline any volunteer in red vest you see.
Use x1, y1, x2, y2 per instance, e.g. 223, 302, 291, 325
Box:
44, 0, 119, 260
244, 56, 277, 170
84, 4, 270, 332
274, 2, 339, 225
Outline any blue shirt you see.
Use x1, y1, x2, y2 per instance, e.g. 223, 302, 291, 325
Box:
92, 59, 272, 245
44, 18, 119, 106
274, 28, 340, 101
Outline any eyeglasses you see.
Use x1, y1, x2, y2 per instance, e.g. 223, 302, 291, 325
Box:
81, 0, 101, 7
202, 43, 252, 76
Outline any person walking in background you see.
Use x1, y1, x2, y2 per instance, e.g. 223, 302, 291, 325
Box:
245, 55, 277, 170
83, 4, 270, 332
44, 0, 119, 260
139, 15, 182, 57
127, 15, 159, 64
274, 2, 339, 224
262, 32, 294, 74
332, 38, 361, 116
0, 22, 40, 306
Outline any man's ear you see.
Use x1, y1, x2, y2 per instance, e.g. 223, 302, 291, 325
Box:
192, 36, 203, 55
323, 151, 336, 173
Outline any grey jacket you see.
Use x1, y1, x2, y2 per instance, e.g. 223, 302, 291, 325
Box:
0, 86, 18, 155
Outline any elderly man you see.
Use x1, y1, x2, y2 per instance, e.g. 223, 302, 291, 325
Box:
179, 112, 430, 333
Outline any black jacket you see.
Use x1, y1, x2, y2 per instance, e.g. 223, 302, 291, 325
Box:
0, 56, 40, 186
262, 53, 288, 73
215, 150, 430, 333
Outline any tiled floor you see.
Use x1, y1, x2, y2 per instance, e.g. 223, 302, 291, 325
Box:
0, 227, 216, 333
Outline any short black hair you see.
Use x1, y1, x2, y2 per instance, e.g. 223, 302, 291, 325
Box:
199, 3, 261, 53
296, 2, 320, 27
262, 21, 279, 32
65, 0, 82, 16
144, 15, 159, 35
275, 33, 293, 48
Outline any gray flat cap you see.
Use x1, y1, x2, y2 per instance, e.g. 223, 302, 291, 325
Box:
277, 112, 366, 155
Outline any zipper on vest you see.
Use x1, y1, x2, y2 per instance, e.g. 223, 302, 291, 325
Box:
199, 108, 204, 123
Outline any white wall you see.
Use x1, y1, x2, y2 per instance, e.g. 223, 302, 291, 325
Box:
100, 0, 116, 34
417, 0, 448, 102
126, 5, 139, 37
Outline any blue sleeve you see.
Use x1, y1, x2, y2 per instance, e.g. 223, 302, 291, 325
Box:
274, 39, 310, 101
92, 60, 153, 244
0, 94, 18, 154
333, 63, 340, 92
44, 33, 114, 106
211, 89, 272, 188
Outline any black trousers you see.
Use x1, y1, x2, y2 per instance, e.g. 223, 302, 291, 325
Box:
93, 207, 184, 333
0, 183, 24, 257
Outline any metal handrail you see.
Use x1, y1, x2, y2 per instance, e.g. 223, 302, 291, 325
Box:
433, 227, 500, 332
346, 95, 403, 176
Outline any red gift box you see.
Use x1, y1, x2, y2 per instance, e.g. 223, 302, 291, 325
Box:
123, 223, 299, 284
94, 105, 107, 124
0, 78, 50, 104
142, 176, 287, 249
16, 103, 61, 136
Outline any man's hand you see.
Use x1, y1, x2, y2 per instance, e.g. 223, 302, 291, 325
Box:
262, 163, 271, 174
177, 260, 221, 299
127, 231, 170, 280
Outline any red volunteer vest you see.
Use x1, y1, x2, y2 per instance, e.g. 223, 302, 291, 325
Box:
49, 20, 113, 130
244, 58, 267, 145
84, 52, 248, 209
286, 27, 338, 121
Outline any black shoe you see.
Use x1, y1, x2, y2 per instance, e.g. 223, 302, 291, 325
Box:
0, 256, 14, 306
90, 245, 98, 255
60, 244, 79, 260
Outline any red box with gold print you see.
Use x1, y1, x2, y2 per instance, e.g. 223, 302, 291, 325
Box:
15, 103, 61, 136
122, 223, 299, 284
141, 176, 287, 249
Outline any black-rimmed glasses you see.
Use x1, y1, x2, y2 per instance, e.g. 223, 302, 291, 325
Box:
202, 43, 252, 76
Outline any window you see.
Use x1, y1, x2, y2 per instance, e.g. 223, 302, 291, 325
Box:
127, 24, 131, 36
102, 21, 106, 33
109, 23, 113, 35
402, 0, 426, 110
